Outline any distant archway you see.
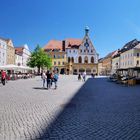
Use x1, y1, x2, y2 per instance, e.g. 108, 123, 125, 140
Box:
86, 69, 91, 75
79, 68, 85, 73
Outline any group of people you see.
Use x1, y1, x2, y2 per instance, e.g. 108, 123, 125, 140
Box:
78, 72, 87, 82
41, 70, 59, 89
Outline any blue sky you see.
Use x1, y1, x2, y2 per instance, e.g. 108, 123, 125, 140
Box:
0, 0, 140, 57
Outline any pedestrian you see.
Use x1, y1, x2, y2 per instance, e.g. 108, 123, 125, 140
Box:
46, 71, 51, 89
41, 71, 46, 88
50, 72, 54, 87
1, 70, 6, 85
78, 73, 81, 81
82, 71, 86, 82
53, 71, 59, 89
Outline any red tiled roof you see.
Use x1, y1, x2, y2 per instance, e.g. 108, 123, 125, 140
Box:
44, 40, 62, 50
65, 38, 82, 48
44, 39, 82, 50
15, 47, 24, 53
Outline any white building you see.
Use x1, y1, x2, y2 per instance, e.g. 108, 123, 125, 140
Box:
0, 38, 7, 66
66, 27, 98, 64
111, 39, 140, 74
65, 27, 99, 74
15, 44, 31, 66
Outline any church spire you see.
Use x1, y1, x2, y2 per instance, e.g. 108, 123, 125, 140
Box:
85, 26, 89, 36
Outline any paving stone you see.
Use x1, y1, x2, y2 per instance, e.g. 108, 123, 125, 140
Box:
0, 76, 140, 140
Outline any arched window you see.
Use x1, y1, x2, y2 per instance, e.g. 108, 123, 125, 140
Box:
78, 56, 82, 63
91, 56, 94, 63
71, 57, 74, 63
84, 56, 88, 63
68, 57, 71, 63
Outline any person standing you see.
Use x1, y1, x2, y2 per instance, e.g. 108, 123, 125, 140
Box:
78, 73, 81, 81
1, 70, 6, 85
82, 71, 86, 82
46, 71, 51, 89
53, 71, 59, 89
41, 71, 46, 88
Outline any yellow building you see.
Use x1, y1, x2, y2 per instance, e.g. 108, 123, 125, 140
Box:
6, 39, 15, 65
44, 40, 67, 74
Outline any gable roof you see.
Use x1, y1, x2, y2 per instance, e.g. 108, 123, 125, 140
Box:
44, 39, 82, 51
65, 38, 82, 48
15, 47, 24, 54
44, 40, 62, 51
121, 39, 140, 53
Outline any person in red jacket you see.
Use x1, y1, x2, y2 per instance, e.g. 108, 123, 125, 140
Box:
1, 70, 6, 85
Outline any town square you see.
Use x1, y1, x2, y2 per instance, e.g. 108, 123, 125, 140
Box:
1, 0, 140, 140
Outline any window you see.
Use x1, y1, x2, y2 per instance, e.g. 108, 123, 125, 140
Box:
136, 60, 139, 66
71, 57, 74, 63
91, 50, 93, 53
137, 53, 139, 57
73, 50, 75, 53
91, 57, 94, 63
69, 50, 71, 53
62, 62, 65, 65
84, 56, 88, 63
78, 56, 82, 63
54, 55, 56, 58
84, 50, 86, 53
54, 61, 56, 65
68, 57, 71, 63
58, 61, 61, 65
80, 50, 82, 53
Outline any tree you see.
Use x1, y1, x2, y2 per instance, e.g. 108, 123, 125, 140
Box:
27, 45, 52, 73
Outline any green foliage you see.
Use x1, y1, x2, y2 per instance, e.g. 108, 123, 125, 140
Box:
27, 45, 52, 70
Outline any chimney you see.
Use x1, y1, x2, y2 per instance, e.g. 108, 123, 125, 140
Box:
62, 40, 66, 51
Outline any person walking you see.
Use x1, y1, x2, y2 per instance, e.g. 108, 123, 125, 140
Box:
46, 71, 51, 89
82, 71, 86, 82
53, 71, 59, 89
78, 73, 81, 81
41, 71, 46, 88
1, 70, 6, 85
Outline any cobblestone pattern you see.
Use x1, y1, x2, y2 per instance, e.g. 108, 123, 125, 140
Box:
0, 76, 84, 140
0, 76, 140, 140
38, 78, 140, 140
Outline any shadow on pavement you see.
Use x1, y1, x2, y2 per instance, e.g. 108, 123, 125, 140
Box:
34, 78, 140, 140
33, 87, 47, 90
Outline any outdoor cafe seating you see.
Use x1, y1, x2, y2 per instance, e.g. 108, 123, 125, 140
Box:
109, 67, 140, 86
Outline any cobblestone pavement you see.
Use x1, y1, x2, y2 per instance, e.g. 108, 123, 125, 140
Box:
0, 76, 140, 140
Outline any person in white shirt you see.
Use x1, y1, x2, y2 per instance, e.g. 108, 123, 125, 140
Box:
41, 71, 46, 88
82, 72, 86, 82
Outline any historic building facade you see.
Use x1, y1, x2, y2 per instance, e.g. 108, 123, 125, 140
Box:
44, 40, 67, 74
44, 27, 99, 75
0, 38, 7, 66
6, 39, 15, 65
111, 39, 140, 73
15, 44, 31, 66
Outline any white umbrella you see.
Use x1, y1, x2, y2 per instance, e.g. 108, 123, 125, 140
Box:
0, 64, 19, 70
